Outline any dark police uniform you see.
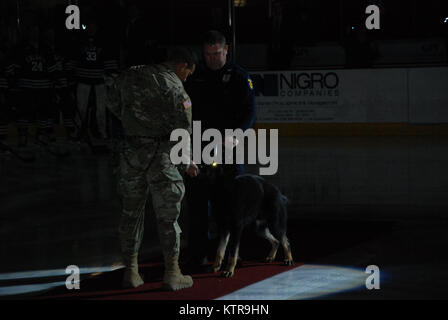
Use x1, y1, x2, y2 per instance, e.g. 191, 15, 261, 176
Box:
185, 62, 256, 263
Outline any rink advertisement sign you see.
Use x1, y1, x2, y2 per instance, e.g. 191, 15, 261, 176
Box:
251, 71, 341, 123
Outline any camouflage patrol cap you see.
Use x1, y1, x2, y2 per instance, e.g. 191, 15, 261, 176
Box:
167, 47, 198, 68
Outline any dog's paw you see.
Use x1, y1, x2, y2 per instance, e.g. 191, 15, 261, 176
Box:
265, 257, 275, 263
221, 270, 234, 278
211, 265, 221, 273
283, 259, 294, 266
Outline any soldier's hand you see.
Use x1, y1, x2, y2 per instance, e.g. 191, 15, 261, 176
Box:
186, 162, 199, 177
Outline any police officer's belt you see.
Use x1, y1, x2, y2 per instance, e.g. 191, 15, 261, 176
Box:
126, 135, 171, 141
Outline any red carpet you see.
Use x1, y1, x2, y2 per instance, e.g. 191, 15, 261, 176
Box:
35, 261, 300, 300
33, 218, 391, 300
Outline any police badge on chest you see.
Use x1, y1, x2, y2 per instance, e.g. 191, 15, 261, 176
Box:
222, 70, 232, 83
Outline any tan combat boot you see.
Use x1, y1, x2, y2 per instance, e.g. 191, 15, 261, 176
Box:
161, 255, 193, 291
122, 253, 144, 289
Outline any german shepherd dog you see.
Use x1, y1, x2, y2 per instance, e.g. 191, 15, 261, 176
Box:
198, 163, 294, 278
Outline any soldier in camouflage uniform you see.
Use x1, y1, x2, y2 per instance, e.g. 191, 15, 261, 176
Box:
105, 47, 198, 290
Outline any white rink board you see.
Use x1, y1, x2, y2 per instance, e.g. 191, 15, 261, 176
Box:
252, 67, 448, 124
409, 67, 448, 124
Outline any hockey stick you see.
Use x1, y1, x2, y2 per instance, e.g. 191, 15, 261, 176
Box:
0, 140, 36, 163
34, 134, 71, 158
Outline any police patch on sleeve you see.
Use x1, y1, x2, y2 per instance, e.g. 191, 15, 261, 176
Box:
248, 77, 254, 90
183, 99, 192, 109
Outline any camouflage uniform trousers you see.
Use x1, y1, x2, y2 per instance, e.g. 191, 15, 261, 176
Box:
118, 139, 185, 259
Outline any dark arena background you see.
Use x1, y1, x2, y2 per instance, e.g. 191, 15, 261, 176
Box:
1, 0, 448, 308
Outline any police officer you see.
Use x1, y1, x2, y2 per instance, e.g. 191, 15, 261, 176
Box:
185, 30, 256, 266
105, 47, 198, 290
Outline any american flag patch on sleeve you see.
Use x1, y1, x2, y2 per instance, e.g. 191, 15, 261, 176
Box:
183, 99, 192, 109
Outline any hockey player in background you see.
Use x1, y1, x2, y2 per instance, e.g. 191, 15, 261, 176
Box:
43, 28, 79, 146
13, 26, 59, 151
0, 42, 11, 154
73, 21, 119, 145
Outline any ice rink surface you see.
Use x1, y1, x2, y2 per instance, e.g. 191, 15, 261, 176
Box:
1, 135, 448, 299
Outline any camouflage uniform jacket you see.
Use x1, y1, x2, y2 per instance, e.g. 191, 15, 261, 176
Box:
105, 63, 192, 137
105, 63, 192, 171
